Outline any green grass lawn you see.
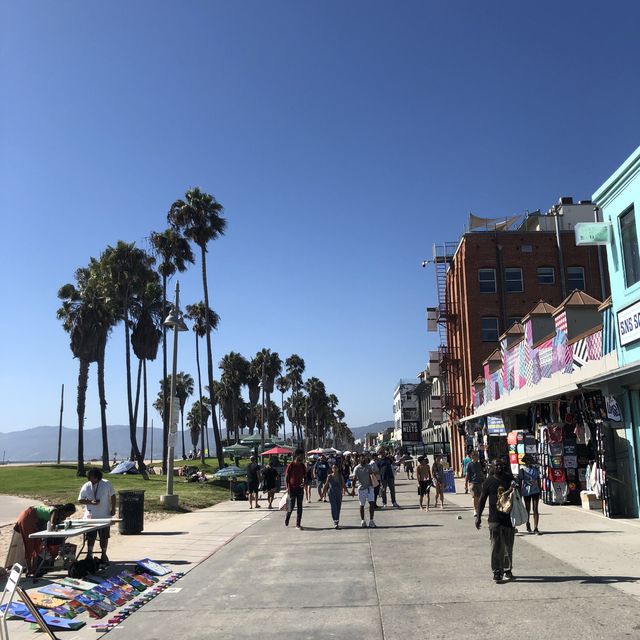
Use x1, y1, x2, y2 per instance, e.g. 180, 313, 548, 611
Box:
0, 458, 248, 514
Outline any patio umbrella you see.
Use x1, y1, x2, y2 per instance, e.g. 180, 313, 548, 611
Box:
307, 448, 323, 455
241, 433, 273, 444
213, 466, 247, 479
223, 443, 251, 455
322, 447, 339, 455
260, 446, 294, 456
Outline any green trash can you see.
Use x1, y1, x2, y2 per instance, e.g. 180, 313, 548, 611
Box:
118, 490, 145, 534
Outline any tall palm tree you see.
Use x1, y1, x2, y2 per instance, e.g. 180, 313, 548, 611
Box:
304, 377, 327, 448
130, 281, 164, 460
185, 302, 220, 463
285, 354, 305, 444
253, 349, 282, 445
209, 380, 234, 445
149, 228, 194, 474
168, 187, 227, 469
174, 372, 194, 458
276, 375, 290, 442
98, 241, 156, 477
57, 269, 110, 476
219, 352, 250, 443
187, 397, 211, 452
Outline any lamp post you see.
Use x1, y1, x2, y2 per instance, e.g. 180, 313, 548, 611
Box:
160, 281, 188, 510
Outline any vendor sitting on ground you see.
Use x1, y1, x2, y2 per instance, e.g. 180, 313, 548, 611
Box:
14, 503, 76, 575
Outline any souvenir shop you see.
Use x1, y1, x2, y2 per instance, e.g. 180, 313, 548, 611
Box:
506, 390, 633, 518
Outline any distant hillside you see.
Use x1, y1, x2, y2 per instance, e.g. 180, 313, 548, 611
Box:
349, 420, 394, 441
0, 425, 164, 463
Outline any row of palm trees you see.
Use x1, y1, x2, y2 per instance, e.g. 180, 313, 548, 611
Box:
153, 351, 355, 459
57, 188, 227, 477
57, 187, 353, 478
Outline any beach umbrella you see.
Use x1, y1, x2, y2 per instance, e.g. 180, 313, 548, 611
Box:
322, 447, 339, 455
213, 466, 247, 479
307, 448, 323, 455
260, 446, 294, 456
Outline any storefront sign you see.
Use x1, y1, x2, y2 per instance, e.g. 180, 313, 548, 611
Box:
617, 300, 640, 346
487, 415, 506, 436
401, 421, 421, 442
574, 221, 611, 246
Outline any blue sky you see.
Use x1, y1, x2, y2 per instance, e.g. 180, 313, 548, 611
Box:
1, 1, 639, 436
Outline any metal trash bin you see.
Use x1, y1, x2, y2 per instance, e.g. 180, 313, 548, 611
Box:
118, 490, 145, 534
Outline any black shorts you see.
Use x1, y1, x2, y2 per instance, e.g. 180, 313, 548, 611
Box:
471, 483, 482, 498
418, 480, 432, 496
86, 527, 110, 545
248, 481, 259, 494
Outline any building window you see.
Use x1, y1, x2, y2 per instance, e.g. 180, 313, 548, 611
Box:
567, 266, 585, 291
505, 268, 523, 293
481, 317, 499, 341
521, 244, 533, 253
478, 269, 496, 293
507, 316, 521, 328
537, 266, 555, 284
620, 206, 640, 287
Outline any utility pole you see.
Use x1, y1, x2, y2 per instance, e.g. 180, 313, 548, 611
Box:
56, 384, 64, 464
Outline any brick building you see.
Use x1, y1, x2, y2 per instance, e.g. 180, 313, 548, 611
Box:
430, 198, 609, 474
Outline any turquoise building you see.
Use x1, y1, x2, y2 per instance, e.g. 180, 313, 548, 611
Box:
592, 144, 640, 517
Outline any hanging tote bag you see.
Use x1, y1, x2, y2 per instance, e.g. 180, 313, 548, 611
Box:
510, 488, 528, 527
497, 486, 514, 513
278, 492, 289, 511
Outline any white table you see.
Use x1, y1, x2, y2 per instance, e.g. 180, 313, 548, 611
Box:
28, 519, 119, 577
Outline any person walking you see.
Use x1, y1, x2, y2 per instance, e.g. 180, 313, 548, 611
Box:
377, 448, 400, 508
432, 455, 445, 508
369, 452, 382, 507
304, 459, 315, 503
519, 455, 542, 534
262, 460, 279, 509
353, 453, 377, 528
416, 456, 432, 511
285, 449, 307, 530
321, 462, 348, 528
465, 452, 486, 516
475, 459, 517, 583
246, 456, 262, 509
462, 452, 472, 487
78, 468, 116, 564
404, 456, 415, 480
314, 454, 330, 501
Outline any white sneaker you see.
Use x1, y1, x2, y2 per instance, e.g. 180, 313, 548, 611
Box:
361, 520, 367, 528
368, 520, 377, 528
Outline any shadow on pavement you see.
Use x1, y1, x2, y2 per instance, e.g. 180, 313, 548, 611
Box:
138, 531, 186, 536
512, 575, 640, 584
524, 530, 622, 536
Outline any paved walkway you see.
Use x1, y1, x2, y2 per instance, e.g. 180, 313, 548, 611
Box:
3, 479, 640, 639
0, 496, 41, 528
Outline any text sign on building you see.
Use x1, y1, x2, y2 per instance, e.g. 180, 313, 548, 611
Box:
487, 415, 506, 436
617, 299, 640, 347
574, 222, 611, 246
401, 421, 421, 442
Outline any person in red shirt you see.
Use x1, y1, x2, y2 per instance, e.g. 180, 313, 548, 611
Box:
285, 449, 307, 530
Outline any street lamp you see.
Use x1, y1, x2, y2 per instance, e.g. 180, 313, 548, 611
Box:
160, 281, 188, 510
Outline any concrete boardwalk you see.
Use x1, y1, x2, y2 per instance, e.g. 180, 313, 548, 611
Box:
4, 479, 640, 639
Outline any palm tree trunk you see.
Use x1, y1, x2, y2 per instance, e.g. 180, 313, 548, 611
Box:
76, 358, 89, 477
195, 333, 205, 464
133, 358, 143, 445
200, 246, 224, 468
181, 406, 186, 459
97, 340, 110, 472
161, 274, 169, 475
281, 390, 286, 443
141, 359, 148, 460
124, 307, 148, 479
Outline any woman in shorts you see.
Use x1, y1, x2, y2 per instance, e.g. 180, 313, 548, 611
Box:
304, 459, 315, 504
416, 456, 432, 511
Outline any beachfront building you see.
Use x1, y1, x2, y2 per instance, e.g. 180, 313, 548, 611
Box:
393, 379, 422, 449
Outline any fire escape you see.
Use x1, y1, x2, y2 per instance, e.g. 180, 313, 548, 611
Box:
432, 242, 460, 417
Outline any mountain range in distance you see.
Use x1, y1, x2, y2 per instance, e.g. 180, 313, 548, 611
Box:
0, 420, 394, 462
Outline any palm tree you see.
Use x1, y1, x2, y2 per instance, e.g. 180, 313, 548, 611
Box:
149, 228, 194, 474
219, 352, 249, 443
276, 375, 290, 443
168, 187, 227, 469
174, 372, 194, 458
304, 377, 327, 447
185, 302, 220, 463
253, 349, 282, 444
187, 397, 211, 452
57, 269, 110, 476
98, 242, 157, 478
285, 354, 305, 444
130, 281, 164, 461
209, 380, 234, 445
